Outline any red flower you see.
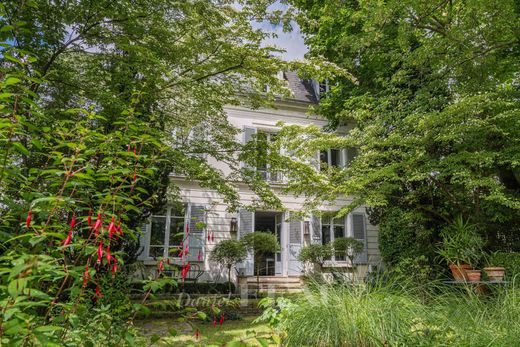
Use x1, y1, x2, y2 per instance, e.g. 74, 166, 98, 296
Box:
26, 210, 32, 228
87, 210, 92, 227
197, 250, 202, 261
194, 329, 201, 339
211, 232, 214, 242
132, 172, 137, 184
107, 216, 116, 239
112, 258, 118, 275
158, 259, 164, 273
181, 262, 191, 282
105, 245, 112, 264
93, 213, 102, 236
69, 214, 76, 229
213, 317, 217, 328
61, 230, 72, 246
219, 313, 225, 326
96, 241, 104, 263
83, 265, 90, 287
117, 219, 123, 236
207, 233, 211, 242
95, 285, 103, 298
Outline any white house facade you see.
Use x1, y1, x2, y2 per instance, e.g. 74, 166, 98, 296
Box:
137, 72, 381, 288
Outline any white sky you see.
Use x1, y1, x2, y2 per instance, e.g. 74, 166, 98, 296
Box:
251, 2, 308, 61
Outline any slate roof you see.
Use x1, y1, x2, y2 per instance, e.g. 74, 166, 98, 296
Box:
283, 71, 318, 104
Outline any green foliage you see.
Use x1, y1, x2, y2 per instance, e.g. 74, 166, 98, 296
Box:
0, 1, 311, 344
332, 237, 364, 265
210, 239, 247, 293
377, 208, 436, 266
278, 279, 520, 346
241, 232, 280, 257
254, 297, 296, 332
279, 0, 520, 269
437, 216, 484, 266
489, 252, 520, 278
210, 240, 248, 271
298, 243, 332, 267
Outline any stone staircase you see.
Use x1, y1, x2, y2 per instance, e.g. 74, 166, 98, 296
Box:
238, 276, 304, 296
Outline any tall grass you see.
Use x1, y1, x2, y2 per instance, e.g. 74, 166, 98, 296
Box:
281, 277, 520, 346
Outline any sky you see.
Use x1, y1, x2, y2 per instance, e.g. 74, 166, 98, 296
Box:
251, 2, 308, 61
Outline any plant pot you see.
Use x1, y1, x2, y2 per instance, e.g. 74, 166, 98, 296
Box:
449, 263, 472, 281
465, 269, 481, 282
483, 267, 505, 282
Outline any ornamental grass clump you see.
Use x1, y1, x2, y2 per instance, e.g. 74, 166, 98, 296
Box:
279, 278, 520, 346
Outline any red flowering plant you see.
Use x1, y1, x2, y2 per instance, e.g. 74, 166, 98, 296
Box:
0, 52, 171, 345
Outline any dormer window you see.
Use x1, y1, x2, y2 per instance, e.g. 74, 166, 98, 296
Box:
319, 80, 329, 97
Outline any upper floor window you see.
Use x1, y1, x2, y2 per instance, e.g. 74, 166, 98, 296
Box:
319, 147, 358, 172
243, 127, 282, 183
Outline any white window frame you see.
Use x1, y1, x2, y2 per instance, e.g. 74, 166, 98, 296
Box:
321, 214, 352, 263
254, 129, 283, 183
143, 204, 189, 260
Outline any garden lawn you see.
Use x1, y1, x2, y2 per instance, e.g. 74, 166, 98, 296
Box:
136, 315, 273, 346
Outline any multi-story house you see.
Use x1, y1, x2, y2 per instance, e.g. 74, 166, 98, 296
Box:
137, 72, 381, 291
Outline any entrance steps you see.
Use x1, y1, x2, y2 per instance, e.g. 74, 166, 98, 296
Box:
238, 276, 304, 295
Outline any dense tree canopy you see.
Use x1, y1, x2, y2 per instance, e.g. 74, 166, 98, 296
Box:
278, 0, 520, 264
0, 1, 331, 343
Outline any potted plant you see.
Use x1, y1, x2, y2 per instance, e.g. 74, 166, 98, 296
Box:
483, 251, 506, 282
241, 232, 280, 296
210, 239, 248, 293
437, 216, 484, 281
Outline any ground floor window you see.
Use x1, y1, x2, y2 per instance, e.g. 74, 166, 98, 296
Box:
147, 202, 186, 259
321, 215, 347, 261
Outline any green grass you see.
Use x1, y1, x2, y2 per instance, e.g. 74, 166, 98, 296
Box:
136, 316, 273, 346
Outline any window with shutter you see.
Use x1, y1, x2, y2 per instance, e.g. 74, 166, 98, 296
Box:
138, 203, 207, 262
352, 213, 368, 263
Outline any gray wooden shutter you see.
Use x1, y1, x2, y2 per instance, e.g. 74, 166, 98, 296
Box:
288, 212, 303, 275
238, 209, 254, 276
352, 213, 368, 264
187, 205, 206, 262
311, 214, 322, 244
242, 127, 257, 169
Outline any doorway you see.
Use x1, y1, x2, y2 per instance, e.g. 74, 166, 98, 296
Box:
254, 211, 283, 276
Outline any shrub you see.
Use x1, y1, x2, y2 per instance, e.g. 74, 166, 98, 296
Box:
241, 232, 280, 295
333, 237, 364, 265
210, 240, 248, 293
377, 208, 436, 266
298, 244, 333, 269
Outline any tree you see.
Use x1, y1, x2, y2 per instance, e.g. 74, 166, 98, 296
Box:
333, 237, 364, 268
298, 244, 332, 272
273, 0, 520, 267
0, 1, 330, 343
241, 232, 280, 296
210, 240, 247, 293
